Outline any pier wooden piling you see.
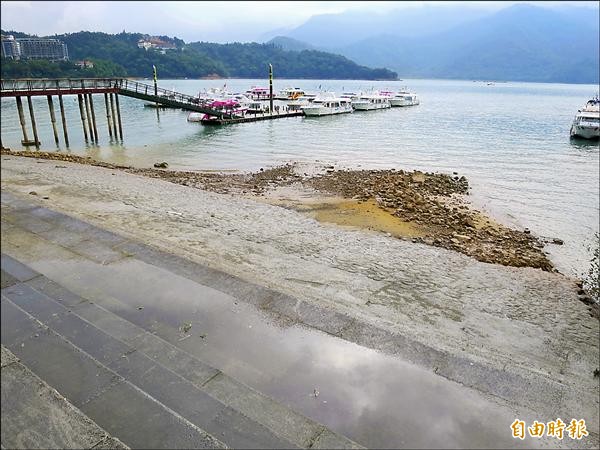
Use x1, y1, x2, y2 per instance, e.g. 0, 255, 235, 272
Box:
104, 93, 113, 138
83, 93, 94, 142
88, 94, 99, 142
15, 97, 30, 144
115, 94, 123, 139
109, 93, 118, 138
17, 97, 29, 143
47, 95, 59, 145
58, 95, 69, 147
269, 64, 274, 115
26, 96, 40, 148
77, 94, 89, 141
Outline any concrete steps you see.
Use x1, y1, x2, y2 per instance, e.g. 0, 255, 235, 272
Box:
1, 254, 360, 449
1, 345, 128, 450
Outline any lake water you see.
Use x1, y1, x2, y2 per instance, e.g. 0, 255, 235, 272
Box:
1, 78, 598, 278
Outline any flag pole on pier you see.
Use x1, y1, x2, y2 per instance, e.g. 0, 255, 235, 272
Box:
269, 63, 273, 115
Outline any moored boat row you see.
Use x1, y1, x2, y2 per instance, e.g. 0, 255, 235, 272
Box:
301, 88, 419, 116
186, 85, 420, 120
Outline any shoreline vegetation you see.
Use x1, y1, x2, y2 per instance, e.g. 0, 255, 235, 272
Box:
1, 147, 598, 318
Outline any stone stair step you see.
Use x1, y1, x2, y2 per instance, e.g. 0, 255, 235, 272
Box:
6, 259, 359, 448
1, 345, 128, 450
0, 297, 225, 449
2, 282, 294, 449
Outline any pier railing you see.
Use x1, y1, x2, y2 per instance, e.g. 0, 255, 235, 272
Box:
115, 79, 200, 105
1, 78, 239, 118
1, 78, 121, 96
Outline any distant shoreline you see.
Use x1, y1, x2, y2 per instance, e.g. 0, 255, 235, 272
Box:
124, 76, 599, 86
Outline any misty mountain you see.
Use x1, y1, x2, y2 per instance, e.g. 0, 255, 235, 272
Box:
257, 26, 295, 43
280, 5, 492, 49
282, 3, 599, 84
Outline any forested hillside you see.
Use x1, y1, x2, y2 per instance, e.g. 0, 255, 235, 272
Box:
1, 30, 396, 80
188, 41, 396, 80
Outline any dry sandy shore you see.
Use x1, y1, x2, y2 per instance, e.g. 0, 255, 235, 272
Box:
1, 155, 599, 442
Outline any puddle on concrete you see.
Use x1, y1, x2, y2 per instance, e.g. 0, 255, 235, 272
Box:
2, 227, 551, 449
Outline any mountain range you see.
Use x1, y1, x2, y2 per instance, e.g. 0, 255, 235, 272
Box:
267, 3, 600, 84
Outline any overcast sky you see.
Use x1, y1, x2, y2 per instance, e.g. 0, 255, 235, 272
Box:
1, 1, 598, 43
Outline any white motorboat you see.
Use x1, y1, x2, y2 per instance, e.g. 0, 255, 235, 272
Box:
245, 86, 270, 100
197, 86, 235, 103
287, 94, 316, 112
276, 87, 305, 100
301, 93, 353, 116
187, 112, 204, 122
384, 89, 420, 107
570, 97, 600, 139
352, 93, 391, 111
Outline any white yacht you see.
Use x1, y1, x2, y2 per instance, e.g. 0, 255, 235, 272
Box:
351, 93, 391, 111
387, 89, 420, 107
570, 97, 600, 139
245, 86, 270, 100
287, 94, 315, 112
301, 93, 353, 116
276, 87, 305, 100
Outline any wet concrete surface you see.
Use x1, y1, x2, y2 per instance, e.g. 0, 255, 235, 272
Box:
1, 193, 585, 448
1, 345, 128, 450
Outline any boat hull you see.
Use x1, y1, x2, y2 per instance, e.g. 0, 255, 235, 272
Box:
390, 98, 420, 107
302, 106, 353, 116
187, 113, 204, 122
570, 125, 600, 139
352, 102, 390, 111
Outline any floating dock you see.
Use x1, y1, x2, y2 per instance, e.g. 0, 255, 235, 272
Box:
201, 111, 304, 125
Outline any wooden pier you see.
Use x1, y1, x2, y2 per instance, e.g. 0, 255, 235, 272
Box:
1, 78, 305, 148
2, 79, 124, 147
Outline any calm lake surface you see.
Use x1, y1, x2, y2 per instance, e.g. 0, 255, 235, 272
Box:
1, 78, 598, 277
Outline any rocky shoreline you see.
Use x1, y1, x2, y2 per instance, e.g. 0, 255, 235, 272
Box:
0, 148, 556, 273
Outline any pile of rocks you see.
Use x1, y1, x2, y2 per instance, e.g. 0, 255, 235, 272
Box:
305, 168, 553, 271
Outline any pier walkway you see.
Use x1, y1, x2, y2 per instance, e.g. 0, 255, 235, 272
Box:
1, 78, 239, 118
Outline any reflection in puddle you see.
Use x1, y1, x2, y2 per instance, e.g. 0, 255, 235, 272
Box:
21, 251, 544, 449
